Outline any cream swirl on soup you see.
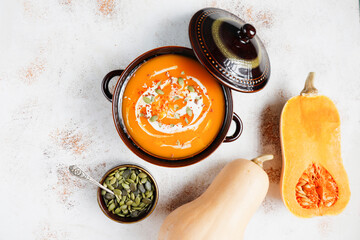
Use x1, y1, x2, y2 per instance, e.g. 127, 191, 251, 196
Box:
122, 54, 225, 159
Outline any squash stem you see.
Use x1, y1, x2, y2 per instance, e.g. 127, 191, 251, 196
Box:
300, 72, 318, 96
251, 154, 274, 168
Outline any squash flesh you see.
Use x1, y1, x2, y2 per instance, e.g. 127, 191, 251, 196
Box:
280, 95, 350, 217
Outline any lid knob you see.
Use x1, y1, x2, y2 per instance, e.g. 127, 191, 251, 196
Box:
238, 23, 256, 43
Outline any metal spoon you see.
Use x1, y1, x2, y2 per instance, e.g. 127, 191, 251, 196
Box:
69, 165, 114, 195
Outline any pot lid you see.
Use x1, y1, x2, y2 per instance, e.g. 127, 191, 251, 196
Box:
189, 8, 271, 92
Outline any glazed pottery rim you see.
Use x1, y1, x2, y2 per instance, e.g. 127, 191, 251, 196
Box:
110, 46, 239, 167
97, 164, 159, 224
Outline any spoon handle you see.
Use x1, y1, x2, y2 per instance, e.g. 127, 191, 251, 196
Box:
69, 165, 114, 195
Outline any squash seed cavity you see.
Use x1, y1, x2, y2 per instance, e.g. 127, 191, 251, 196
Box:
295, 163, 338, 209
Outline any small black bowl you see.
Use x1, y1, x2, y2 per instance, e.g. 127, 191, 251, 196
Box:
97, 164, 159, 223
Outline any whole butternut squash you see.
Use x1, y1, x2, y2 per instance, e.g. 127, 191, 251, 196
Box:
158, 155, 273, 240
280, 72, 350, 217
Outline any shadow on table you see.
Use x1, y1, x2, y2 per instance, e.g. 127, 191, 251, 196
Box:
259, 88, 290, 200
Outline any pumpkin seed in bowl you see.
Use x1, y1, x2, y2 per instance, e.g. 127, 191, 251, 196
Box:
100, 166, 157, 221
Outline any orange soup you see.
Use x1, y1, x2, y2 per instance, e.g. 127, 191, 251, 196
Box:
122, 54, 225, 159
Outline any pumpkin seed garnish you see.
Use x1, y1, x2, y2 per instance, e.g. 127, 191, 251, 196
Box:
105, 192, 115, 200
139, 183, 146, 193
108, 203, 116, 212
178, 77, 184, 87
145, 181, 152, 191
110, 178, 116, 185
155, 88, 164, 95
155, 81, 161, 87
187, 85, 195, 92
130, 183, 137, 192
143, 96, 151, 104
146, 191, 153, 198
150, 115, 158, 122
121, 189, 127, 196
120, 204, 127, 210
131, 210, 140, 217
123, 169, 131, 179
186, 107, 193, 117
185, 118, 189, 124
113, 189, 121, 196
102, 167, 155, 218
138, 172, 147, 178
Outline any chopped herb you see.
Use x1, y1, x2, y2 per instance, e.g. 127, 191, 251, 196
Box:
181, 71, 185, 75
186, 107, 193, 117
139, 113, 144, 117
143, 96, 151, 104
158, 122, 162, 127
174, 104, 179, 110
177, 77, 184, 87
185, 118, 189, 124
174, 96, 180, 100
150, 95, 155, 102
174, 113, 180, 119
155, 88, 164, 95
187, 85, 195, 92
156, 81, 161, 87
176, 140, 180, 146
170, 124, 175, 127
149, 115, 158, 122
184, 97, 189, 102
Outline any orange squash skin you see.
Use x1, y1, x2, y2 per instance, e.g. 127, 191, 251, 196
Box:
280, 94, 350, 218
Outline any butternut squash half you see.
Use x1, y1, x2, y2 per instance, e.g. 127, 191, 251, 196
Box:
280, 72, 350, 218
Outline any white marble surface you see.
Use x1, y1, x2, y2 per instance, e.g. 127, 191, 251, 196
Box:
1, 0, 360, 239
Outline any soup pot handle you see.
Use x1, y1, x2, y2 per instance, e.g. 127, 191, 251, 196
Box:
224, 113, 243, 143
101, 70, 124, 102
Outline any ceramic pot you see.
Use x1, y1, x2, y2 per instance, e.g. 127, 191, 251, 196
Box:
101, 46, 242, 167
101, 7, 271, 167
